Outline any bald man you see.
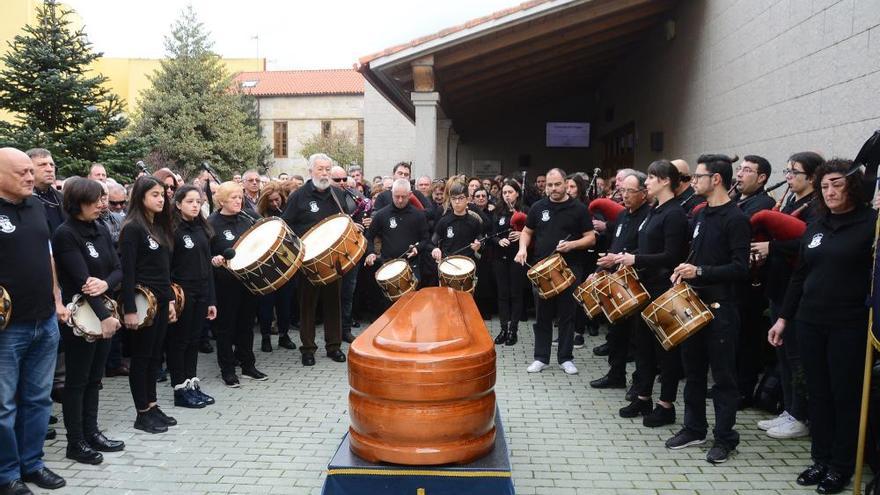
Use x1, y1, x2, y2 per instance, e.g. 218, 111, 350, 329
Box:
672, 159, 704, 218
0, 148, 68, 491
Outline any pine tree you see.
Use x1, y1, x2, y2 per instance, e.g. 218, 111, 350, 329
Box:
0, 0, 129, 178
132, 6, 267, 179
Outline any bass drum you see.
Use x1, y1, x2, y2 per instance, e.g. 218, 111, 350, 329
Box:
300, 214, 366, 285
227, 217, 304, 295
375, 259, 417, 301
438, 256, 477, 294
527, 253, 575, 299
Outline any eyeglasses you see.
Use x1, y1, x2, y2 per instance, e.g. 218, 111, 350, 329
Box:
692, 173, 714, 179
450, 195, 468, 202
783, 168, 808, 177
737, 166, 757, 174
109, 200, 126, 207
332, 177, 348, 182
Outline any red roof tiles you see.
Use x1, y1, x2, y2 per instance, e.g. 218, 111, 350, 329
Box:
231, 69, 364, 96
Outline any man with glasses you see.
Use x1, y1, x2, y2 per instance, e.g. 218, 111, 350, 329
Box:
107, 184, 127, 216
732, 155, 776, 411
665, 154, 749, 465
589, 171, 650, 389
431, 182, 483, 263
515, 168, 595, 376
671, 159, 704, 219
241, 170, 261, 214
330, 166, 367, 343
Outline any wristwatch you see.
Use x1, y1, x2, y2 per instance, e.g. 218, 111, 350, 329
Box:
695, 266, 703, 277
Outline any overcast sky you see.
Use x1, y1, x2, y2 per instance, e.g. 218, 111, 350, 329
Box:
64, 0, 519, 69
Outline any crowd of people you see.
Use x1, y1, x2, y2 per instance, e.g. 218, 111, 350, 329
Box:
0, 145, 876, 495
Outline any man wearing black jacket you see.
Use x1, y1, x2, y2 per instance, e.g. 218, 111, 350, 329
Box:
281, 154, 354, 367
372, 162, 431, 212
589, 172, 650, 389
666, 154, 750, 465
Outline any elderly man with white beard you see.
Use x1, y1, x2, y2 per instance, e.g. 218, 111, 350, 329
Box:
281, 154, 355, 367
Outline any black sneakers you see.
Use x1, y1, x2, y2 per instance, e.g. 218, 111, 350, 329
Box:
241, 367, 268, 381
665, 429, 706, 450
619, 399, 652, 418
222, 372, 240, 388
134, 411, 167, 434
643, 404, 676, 427
150, 406, 177, 426
706, 442, 732, 464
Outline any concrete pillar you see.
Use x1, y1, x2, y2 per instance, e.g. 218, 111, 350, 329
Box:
411, 91, 440, 179
448, 129, 460, 176
436, 119, 453, 178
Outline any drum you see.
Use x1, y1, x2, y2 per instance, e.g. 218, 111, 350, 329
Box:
0, 285, 10, 331
300, 214, 367, 285
228, 217, 304, 295
67, 294, 117, 342
641, 283, 714, 351
527, 253, 575, 299
573, 272, 605, 318
375, 259, 417, 301
438, 256, 477, 293
170, 283, 186, 322
118, 285, 158, 329
594, 265, 650, 322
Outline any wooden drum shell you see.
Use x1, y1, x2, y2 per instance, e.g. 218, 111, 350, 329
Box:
640, 282, 714, 350
594, 265, 650, 322
527, 253, 575, 299
300, 214, 366, 286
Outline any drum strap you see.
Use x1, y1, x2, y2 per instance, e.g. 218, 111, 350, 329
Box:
329, 188, 346, 215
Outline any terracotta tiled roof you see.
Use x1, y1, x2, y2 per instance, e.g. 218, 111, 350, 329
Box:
357, 0, 554, 65
231, 69, 364, 96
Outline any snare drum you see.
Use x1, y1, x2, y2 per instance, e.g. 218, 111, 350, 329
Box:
527, 253, 575, 299
438, 256, 477, 293
118, 285, 158, 329
640, 283, 714, 351
170, 283, 186, 322
300, 214, 367, 285
0, 285, 10, 330
594, 265, 650, 322
67, 294, 117, 342
573, 272, 605, 318
375, 259, 418, 301
227, 217, 304, 295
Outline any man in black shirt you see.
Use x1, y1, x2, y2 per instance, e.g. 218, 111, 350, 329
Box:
589, 172, 650, 389
372, 162, 431, 212
666, 154, 750, 465
0, 147, 69, 492
27, 148, 65, 234
515, 168, 595, 376
732, 155, 776, 409
281, 153, 354, 367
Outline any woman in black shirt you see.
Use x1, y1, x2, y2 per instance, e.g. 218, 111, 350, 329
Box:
208, 182, 267, 388
168, 185, 217, 408
53, 178, 124, 464
769, 159, 876, 494
120, 176, 176, 434
255, 182, 296, 353
614, 160, 688, 427
488, 179, 528, 346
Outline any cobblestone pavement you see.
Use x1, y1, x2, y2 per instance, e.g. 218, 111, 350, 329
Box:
37, 318, 841, 494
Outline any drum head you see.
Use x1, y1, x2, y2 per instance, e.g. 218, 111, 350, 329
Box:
134, 293, 150, 324
377, 259, 408, 281
303, 216, 349, 261
73, 300, 102, 335
439, 257, 475, 275
229, 220, 283, 270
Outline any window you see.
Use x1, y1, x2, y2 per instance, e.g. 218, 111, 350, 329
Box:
273, 121, 288, 158
241, 80, 258, 88
357, 119, 364, 145
322, 120, 332, 138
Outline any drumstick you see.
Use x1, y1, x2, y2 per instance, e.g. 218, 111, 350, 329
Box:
446, 229, 512, 258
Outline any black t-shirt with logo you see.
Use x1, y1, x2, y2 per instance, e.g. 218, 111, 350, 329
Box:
687, 200, 750, 301
52, 218, 122, 320
207, 211, 255, 282
281, 179, 349, 237
0, 196, 55, 323
433, 210, 484, 259
172, 219, 216, 304
525, 196, 593, 265
119, 220, 172, 313
367, 203, 430, 260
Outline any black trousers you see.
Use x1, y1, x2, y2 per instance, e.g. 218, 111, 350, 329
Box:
492, 258, 526, 330
799, 319, 866, 477
770, 301, 808, 421
607, 314, 635, 379
632, 316, 682, 403
129, 299, 168, 411
61, 327, 110, 443
534, 265, 582, 364
258, 282, 293, 337
681, 303, 740, 448
166, 285, 207, 386
214, 275, 257, 375
736, 284, 769, 400
299, 275, 342, 355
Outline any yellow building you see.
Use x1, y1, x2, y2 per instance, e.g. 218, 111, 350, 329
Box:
0, 0, 263, 121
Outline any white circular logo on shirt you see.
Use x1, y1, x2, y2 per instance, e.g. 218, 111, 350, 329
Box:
389, 217, 398, 229
499, 217, 505, 226
309, 201, 319, 213
183, 235, 194, 249
446, 226, 454, 239
223, 230, 234, 241
807, 233, 823, 249
85, 241, 99, 258
541, 210, 550, 222
147, 236, 159, 250
0, 215, 16, 234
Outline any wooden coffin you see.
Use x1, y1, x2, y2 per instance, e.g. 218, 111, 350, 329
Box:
348, 287, 497, 465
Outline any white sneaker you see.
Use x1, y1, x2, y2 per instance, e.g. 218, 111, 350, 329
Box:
560, 361, 578, 375
527, 360, 549, 373
767, 418, 809, 439
757, 411, 792, 431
